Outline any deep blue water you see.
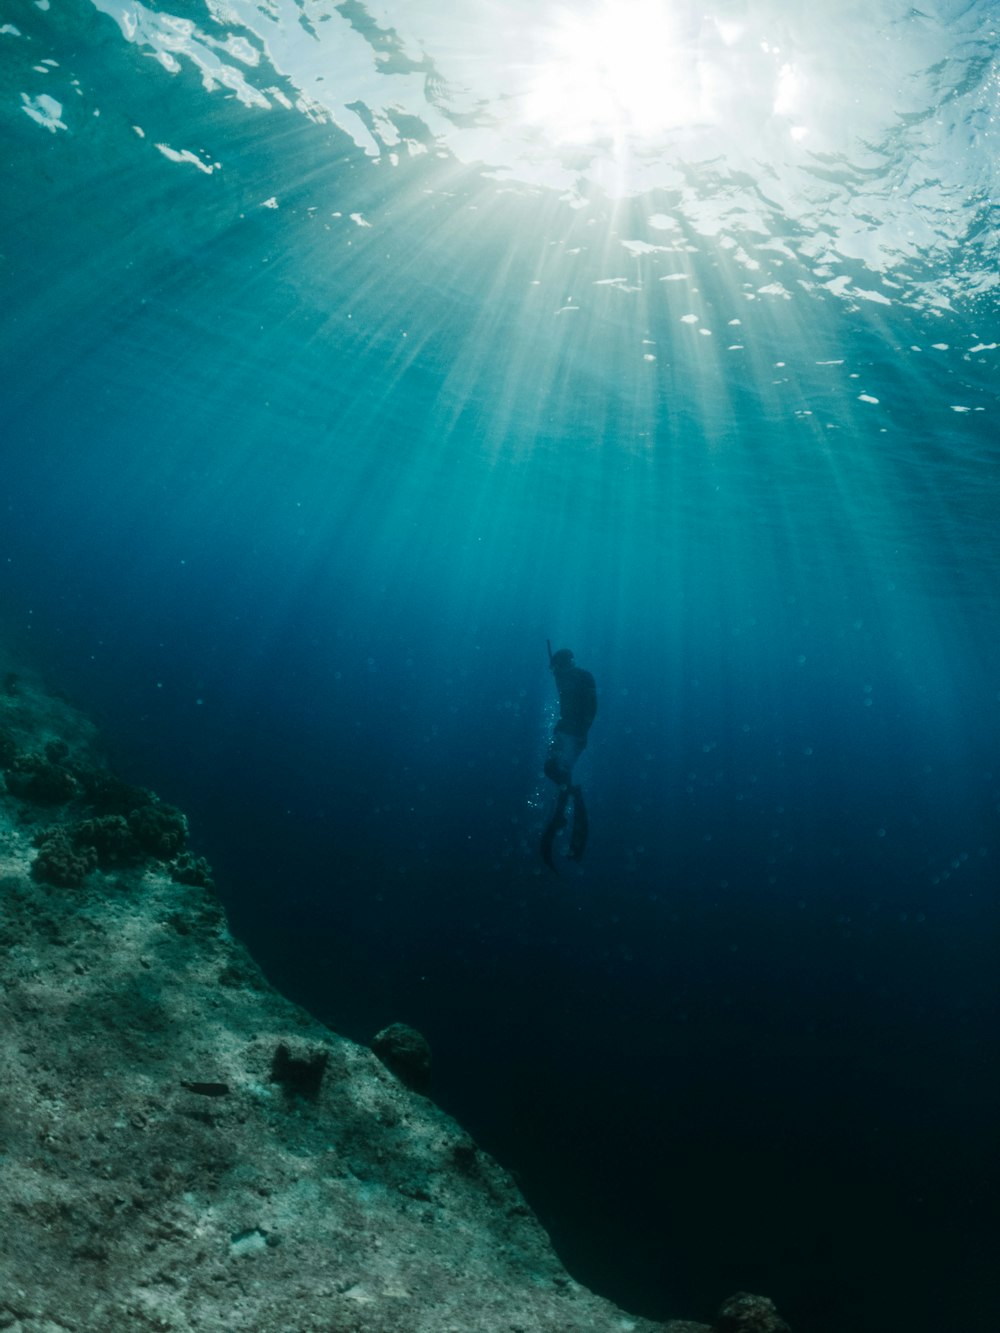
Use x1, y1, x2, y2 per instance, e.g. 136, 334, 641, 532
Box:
2, 1, 999, 1329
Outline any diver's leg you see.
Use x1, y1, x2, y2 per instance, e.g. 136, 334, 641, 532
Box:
544, 731, 572, 787
540, 787, 570, 871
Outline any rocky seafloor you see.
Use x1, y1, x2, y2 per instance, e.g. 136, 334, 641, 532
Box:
0, 647, 790, 1333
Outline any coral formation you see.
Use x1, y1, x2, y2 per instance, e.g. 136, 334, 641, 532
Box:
1, 680, 212, 889
171, 849, 215, 889
5, 751, 78, 804
71, 814, 142, 867
126, 799, 188, 858
27, 803, 205, 887
31, 827, 97, 887
75, 769, 153, 817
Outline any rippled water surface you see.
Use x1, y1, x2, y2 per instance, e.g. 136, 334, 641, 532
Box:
2, 3, 999, 1330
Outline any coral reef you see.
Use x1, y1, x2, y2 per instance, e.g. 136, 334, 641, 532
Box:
5, 750, 78, 804
1, 678, 210, 890
25, 804, 205, 887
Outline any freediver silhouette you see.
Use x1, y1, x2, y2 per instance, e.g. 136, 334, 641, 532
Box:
540, 641, 597, 871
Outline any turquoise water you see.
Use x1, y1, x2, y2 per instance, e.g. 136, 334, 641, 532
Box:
2, 2, 999, 1329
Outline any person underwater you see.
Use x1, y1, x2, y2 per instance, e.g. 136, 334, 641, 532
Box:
540, 641, 597, 870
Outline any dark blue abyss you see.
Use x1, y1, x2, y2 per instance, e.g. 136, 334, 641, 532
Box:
2, 3, 999, 1331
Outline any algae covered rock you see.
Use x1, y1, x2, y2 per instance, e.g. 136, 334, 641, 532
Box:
714, 1291, 792, 1333
372, 1021, 433, 1092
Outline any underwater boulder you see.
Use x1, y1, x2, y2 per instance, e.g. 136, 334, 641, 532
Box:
714, 1291, 792, 1333
372, 1021, 432, 1092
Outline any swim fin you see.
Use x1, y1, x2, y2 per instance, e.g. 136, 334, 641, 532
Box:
568, 785, 588, 861
540, 789, 570, 871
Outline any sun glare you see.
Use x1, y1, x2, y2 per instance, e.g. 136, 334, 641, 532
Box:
521, 1, 707, 147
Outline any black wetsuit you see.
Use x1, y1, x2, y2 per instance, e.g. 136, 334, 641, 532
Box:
556, 665, 597, 739
544, 665, 597, 786
541, 663, 597, 868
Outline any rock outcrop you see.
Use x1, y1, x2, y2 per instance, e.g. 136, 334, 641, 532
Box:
0, 652, 791, 1333
0, 656, 669, 1332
